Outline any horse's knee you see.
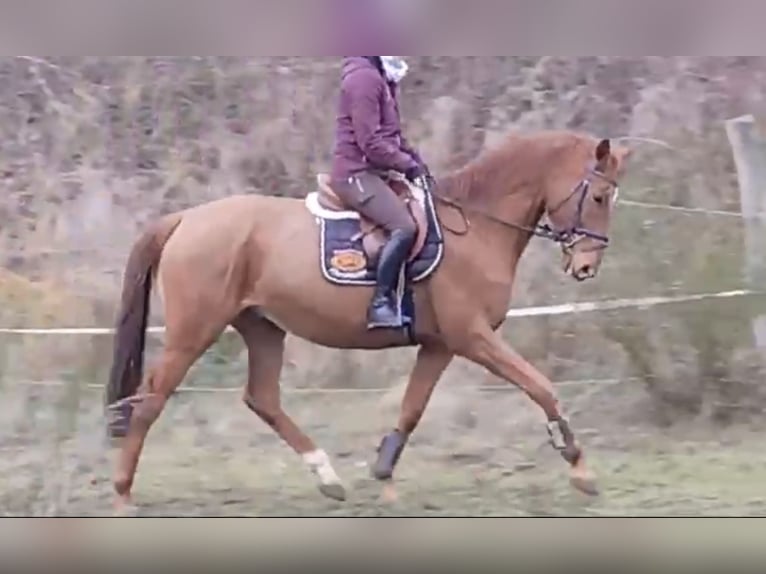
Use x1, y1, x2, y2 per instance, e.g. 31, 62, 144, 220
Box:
243, 395, 278, 428
131, 395, 166, 431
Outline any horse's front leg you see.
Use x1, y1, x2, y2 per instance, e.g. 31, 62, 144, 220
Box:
373, 344, 454, 483
460, 325, 599, 496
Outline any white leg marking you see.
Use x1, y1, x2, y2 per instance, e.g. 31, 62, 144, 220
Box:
303, 449, 342, 486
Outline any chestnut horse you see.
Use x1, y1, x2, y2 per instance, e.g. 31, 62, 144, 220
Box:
105, 129, 631, 514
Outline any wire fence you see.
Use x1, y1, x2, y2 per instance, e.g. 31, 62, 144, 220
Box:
0, 195, 763, 397
0, 287, 758, 336
6, 376, 638, 396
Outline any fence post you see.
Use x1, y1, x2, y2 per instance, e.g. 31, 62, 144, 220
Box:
726, 114, 766, 347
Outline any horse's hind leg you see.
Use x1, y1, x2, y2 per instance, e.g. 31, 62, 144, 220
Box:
233, 310, 346, 502
113, 322, 226, 515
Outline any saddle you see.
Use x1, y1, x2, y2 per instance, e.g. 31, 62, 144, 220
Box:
315, 173, 429, 264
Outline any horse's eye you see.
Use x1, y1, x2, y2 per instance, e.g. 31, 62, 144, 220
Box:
593, 194, 606, 205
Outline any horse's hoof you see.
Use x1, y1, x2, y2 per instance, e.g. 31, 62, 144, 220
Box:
319, 483, 347, 502
570, 473, 600, 497
380, 481, 399, 504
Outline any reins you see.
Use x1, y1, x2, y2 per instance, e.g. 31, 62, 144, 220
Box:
429, 166, 618, 251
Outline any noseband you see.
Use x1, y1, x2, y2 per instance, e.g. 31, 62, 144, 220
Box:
538, 166, 618, 252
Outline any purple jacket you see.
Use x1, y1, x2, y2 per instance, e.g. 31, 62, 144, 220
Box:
330, 57, 423, 181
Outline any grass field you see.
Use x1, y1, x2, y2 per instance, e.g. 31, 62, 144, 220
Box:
2, 372, 765, 517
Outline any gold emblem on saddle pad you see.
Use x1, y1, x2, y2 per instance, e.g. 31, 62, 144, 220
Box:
330, 249, 367, 274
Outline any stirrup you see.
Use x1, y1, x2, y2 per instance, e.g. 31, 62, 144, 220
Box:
367, 309, 403, 330
367, 296, 402, 329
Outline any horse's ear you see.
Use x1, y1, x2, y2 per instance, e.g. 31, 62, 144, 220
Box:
612, 145, 633, 175
614, 145, 633, 163
595, 139, 611, 163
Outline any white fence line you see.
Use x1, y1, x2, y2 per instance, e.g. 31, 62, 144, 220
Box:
0, 289, 758, 337
9, 376, 638, 396
505, 289, 757, 318
620, 199, 759, 219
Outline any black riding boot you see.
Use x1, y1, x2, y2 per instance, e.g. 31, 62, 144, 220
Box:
367, 228, 416, 330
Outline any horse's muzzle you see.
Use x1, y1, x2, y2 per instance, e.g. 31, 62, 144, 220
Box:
573, 264, 597, 282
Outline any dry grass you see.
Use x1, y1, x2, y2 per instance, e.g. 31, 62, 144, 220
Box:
2, 373, 766, 517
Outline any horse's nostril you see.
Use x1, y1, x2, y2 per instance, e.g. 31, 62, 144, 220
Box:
575, 265, 595, 280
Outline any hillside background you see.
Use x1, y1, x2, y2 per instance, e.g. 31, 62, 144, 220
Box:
1, 56, 766, 427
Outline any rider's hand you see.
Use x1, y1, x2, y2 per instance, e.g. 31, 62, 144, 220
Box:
404, 165, 426, 183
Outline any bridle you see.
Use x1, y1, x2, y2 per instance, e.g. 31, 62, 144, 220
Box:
539, 165, 619, 253
430, 164, 619, 253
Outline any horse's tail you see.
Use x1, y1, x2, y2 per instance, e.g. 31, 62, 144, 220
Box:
105, 213, 183, 411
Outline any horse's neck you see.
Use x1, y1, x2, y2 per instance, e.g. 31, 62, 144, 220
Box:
437, 159, 547, 259
434, 173, 546, 294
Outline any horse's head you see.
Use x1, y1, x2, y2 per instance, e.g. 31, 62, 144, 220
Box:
544, 138, 631, 282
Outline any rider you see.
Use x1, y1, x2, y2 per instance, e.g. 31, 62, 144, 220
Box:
329, 56, 430, 331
